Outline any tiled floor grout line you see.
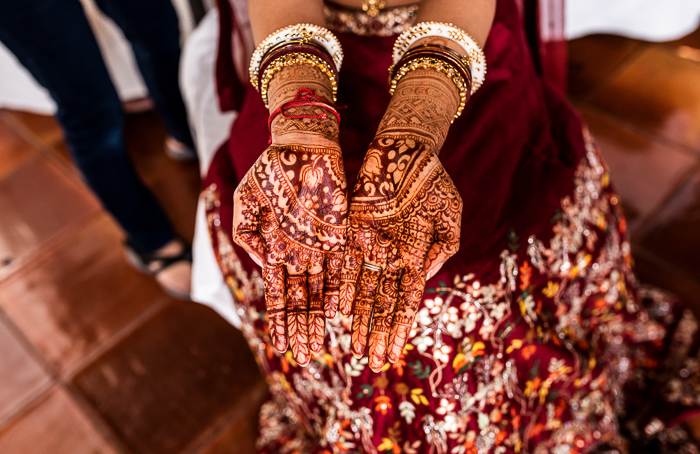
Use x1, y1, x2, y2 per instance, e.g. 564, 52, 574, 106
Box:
0, 112, 130, 450
0, 284, 159, 453
62, 295, 173, 381
0, 386, 55, 436
0, 282, 172, 453
0, 303, 61, 382
630, 162, 700, 244
61, 380, 134, 454
0, 293, 174, 454
60, 296, 176, 453
182, 379, 269, 454
0, 307, 55, 429
0, 112, 106, 284
0, 204, 172, 453
0, 211, 104, 284
0, 110, 210, 452
0, 111, 83, 186
0, 305, 62, 418
573, 101, 700, 161
0, 379, 53, 430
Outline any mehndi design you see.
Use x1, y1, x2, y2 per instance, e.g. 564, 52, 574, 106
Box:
232, 64, 347, 367
340, 68, 463, 371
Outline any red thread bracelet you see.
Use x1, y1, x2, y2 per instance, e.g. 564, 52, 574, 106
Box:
268, 88, 341, 134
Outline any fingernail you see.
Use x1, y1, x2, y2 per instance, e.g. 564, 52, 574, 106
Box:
274, 337, 287, 353
426, 268, 436, 280
369, 357, 384, 372
387, 343, 402, 363
297, 353, 310, 367
250, 255, 263, 268
352, 350, 364, 359
310, 342, 323, 356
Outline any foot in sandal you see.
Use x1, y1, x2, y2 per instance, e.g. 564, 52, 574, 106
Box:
125, 239, 192, 299
164, 136, 197, 161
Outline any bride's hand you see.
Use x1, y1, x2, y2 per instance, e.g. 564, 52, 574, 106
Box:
232, 65, 346, 367
339, 67, 463, 372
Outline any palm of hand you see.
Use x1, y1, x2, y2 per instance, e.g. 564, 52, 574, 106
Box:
340, 136, 462, 372
233, 145, 347, 366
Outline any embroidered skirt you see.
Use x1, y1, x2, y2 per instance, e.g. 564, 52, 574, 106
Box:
203, 1, 700, 452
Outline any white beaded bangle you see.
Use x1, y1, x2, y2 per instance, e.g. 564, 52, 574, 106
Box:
249, 23, 344, 88
392, 21, 487, 95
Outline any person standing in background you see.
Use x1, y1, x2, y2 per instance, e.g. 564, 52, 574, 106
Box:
0, 0, 196, 298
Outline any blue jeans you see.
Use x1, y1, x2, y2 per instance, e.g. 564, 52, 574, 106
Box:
0, 0, 195, 251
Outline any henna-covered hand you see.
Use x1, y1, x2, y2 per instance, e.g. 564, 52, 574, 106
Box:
340, 68, 463, 372
232, 64, 347, 367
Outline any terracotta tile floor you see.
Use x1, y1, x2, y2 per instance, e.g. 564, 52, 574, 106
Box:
0, 29, 699, 452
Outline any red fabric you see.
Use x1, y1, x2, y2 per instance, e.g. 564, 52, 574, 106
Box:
537, 0, 568, 92
214, 0, 245, 112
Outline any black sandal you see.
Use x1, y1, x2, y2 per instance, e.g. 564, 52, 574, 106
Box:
124, 239, 192, 299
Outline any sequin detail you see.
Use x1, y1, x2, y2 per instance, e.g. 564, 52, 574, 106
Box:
323, 2, 419, 37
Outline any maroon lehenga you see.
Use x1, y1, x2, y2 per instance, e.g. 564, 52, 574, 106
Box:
203, 1, 700, 452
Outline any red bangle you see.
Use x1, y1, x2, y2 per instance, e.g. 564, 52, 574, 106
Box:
268, 88, 340, 134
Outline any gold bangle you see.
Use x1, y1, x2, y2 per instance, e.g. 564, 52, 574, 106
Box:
400, 45, 472, 75
259, 52, 339, 108
253, 40, 332, 83
389, 57, 468, 122
390, 45, 473, 82
392, 22, 486, 95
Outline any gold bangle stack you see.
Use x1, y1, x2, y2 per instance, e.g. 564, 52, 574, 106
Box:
392, 21, 487, 95
259, 52, 338, 108
249, 24, 344, 89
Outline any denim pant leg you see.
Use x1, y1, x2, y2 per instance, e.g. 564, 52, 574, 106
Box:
0, 0, 175, 252
94, 0, 195, 148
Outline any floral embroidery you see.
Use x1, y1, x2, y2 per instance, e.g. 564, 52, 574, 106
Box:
204, 133, 700, 453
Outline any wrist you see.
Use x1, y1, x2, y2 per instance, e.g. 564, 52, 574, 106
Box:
377, 69, 459, 151
270, 132, 340, 150
267, 65, 340, 146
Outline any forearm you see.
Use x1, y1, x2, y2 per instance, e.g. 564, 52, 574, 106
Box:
248, 0, 325, 44
416, 0, 496, 47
